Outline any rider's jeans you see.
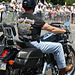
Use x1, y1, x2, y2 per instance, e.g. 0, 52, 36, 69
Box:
30, 41, 66, 69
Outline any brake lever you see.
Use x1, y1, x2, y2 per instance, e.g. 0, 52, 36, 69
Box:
69, 40, 73, 44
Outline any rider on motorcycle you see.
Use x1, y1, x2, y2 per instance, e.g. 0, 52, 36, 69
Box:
17, 0, 73, 75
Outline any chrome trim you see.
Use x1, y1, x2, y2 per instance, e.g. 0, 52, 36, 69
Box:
42, 62, 47, 75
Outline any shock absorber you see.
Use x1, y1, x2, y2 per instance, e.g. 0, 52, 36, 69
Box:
42, 62, 47, 75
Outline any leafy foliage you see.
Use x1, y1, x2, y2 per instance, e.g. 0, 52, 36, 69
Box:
47, 0, 75, 5
66, 0, 75, 5
0, 0, 11, 2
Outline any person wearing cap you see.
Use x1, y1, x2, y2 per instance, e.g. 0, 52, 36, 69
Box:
2, 1, 6, 7
0, 1, 6, 12
17, 0, 73, 75
62, 5, 69, 14
2, 1, 5, 4
5, 4, 9, 11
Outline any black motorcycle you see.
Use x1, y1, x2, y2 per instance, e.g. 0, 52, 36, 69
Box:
0, 22, 74, 75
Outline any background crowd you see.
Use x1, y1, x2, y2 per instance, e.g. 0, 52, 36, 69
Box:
0, 1, 75, 23
0, 1, 25, 12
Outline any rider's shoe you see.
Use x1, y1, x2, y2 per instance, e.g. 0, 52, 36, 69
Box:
59, 64, 73, 75
65, 64, 73, 72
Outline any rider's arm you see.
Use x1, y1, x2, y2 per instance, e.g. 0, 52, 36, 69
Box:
41, 23, 66, 34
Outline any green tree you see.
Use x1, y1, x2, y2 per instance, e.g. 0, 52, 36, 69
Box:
66, 0, 75, 5
47, 0, 75, 5
47, 0, 65, 5
0, 0, 10, 2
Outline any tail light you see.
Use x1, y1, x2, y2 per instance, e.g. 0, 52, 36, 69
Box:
1, 50, 9, 57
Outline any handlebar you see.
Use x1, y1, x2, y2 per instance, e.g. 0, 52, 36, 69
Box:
65, 29, 70, 34
50, 23, 64, 27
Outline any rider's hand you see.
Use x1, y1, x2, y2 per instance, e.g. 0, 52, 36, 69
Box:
61, 28, 66, 33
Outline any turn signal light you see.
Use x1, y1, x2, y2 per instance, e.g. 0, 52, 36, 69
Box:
71, 55, 73, 60
9, 60, 14, 65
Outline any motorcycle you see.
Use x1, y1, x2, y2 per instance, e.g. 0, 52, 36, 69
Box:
0, 22, 74, 75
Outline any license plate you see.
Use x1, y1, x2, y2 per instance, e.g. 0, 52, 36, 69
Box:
0, 62, 6, 70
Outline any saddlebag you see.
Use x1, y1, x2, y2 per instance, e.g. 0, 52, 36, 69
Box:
13, 47, 43, 69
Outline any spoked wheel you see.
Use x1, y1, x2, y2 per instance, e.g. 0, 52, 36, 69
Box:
65, 46, 75, 75
44, 54, 59, 75
45, 66, 59, 75
66, 46, 75, 65
45, 68, 52, 75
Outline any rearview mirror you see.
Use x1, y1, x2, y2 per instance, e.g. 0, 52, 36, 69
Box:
64, 21, 70, 26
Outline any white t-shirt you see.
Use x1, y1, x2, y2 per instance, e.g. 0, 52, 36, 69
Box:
33, 5, 43, 14
0, 4, 6, 11
0, 5, 5, 9
71, 6, 75, 14
60, 8, 64, 12
72, 8, 75, 14
0, 5, 3, 9
17, 4, 22, 12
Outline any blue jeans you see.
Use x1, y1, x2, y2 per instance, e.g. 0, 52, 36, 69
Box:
30, 41, 66, 69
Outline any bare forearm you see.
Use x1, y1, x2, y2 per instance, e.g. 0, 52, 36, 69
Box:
51, 27, 66, 33
42, 23, 66, 34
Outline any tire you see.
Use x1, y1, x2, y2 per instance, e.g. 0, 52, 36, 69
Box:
45, 66, 59, 75
45, 45, 75, 75
66, 46, 75, 65
65, 45, 75, 75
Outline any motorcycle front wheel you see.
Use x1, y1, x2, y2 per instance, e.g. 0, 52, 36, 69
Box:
65, 45, 75, 75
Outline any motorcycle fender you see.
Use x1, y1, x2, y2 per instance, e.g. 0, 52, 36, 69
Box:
67, 44, 75, 55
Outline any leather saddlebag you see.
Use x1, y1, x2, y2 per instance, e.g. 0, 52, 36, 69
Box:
14, 47, 43, 69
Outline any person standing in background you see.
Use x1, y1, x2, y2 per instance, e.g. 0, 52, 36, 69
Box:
71, 3, 75, 23
0, 1, 6, 12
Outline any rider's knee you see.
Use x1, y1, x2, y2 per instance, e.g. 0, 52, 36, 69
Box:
57, 43, 63, 49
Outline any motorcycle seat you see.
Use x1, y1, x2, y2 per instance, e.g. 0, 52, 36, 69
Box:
16, 40, 36, 48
